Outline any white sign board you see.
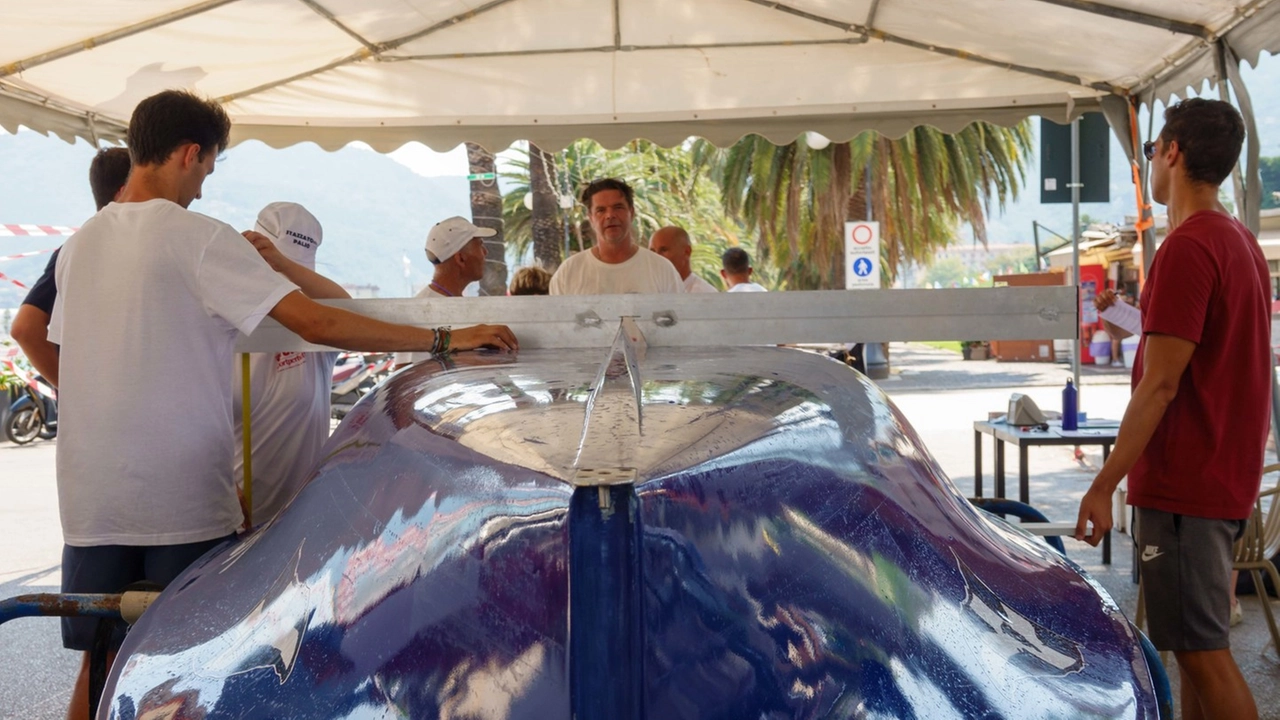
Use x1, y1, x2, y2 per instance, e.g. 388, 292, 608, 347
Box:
844, 221, 881, 290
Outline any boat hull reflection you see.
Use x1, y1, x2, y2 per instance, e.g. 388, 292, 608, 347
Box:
104, 347, 1158, 719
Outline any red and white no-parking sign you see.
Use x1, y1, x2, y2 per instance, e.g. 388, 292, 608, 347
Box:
844, 222, 880, 290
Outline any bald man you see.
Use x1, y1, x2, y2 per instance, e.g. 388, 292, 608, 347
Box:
649, 226, 718, 293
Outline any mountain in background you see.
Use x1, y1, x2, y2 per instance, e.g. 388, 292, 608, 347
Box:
1, 51, 1277, 308
971, 52, 1280, 252
0, 136, 474, 307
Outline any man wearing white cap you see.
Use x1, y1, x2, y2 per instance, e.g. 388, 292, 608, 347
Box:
395, 216, 493, 366
234, 202, 349, 525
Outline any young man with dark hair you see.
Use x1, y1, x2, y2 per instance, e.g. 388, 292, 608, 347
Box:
1075, 97, 1268, 720
49, 90, 515, 719
11, 146, 132, 387
549, 177, 683, 295
720, 247, 766, 292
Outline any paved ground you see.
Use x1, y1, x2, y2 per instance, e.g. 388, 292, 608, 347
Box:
1, 343, 1276, 718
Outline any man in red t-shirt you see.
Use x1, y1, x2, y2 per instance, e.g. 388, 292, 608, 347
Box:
1075, 98, 1270, 720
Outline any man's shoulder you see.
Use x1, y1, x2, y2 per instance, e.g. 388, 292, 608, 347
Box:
98, 200, 237, 238
1167, 211, 1251, 248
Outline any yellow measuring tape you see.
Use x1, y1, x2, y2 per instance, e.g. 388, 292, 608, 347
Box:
240, 352, 252, 529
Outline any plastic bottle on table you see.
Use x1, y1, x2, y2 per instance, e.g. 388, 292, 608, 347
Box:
1062, 379, 1078, 431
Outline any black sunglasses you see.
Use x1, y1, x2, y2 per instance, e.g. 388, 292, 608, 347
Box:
1143, 140, 1156, 161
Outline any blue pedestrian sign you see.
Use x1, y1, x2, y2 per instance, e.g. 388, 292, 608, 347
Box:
844, 221, 880, 289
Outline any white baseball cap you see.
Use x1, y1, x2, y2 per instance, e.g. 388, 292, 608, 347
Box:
254, 202, 322, 270
426, 216, 495, 264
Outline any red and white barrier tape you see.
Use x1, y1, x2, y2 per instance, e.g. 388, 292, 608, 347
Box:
0, 224, 77, 237
0, 269, 28, 289
0, 248, 56, 262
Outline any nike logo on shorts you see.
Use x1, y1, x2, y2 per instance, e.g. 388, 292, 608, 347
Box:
1141, 545, 1164, 562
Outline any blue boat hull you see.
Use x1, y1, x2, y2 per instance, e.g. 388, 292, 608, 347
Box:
103, 347, 1159, 719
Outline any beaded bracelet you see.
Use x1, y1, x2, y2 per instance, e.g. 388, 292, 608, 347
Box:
430, 326, 452, 355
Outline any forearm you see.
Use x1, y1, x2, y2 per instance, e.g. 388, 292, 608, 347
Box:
11, 305, 59, 387
278, 261, 350, 300
294, 303, 438, 352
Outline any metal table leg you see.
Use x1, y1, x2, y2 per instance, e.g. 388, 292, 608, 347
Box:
994, 437, 1005, 499
1018, 443, 1030, 505
974, 430, 983, 498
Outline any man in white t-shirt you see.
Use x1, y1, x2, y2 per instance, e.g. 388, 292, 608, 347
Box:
649, 225, 719, 293
47, 90, 516, 719
395, 215, 493, 366
721, 247, 768, 292
234, 202, 348, 527
549, 178, 683, 295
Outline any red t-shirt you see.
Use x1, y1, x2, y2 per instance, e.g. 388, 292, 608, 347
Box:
1128, 210, 1272, 519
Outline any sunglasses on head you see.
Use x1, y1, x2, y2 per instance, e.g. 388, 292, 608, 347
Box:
1143, 140, 1156, 161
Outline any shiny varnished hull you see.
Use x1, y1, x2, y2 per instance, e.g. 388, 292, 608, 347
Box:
104, 347, 1158, 719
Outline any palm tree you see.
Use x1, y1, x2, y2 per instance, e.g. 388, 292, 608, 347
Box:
528, 142, 563, 270
501, 139, 765, 289
704, 122, 1033, 290
465, 142, 507, 295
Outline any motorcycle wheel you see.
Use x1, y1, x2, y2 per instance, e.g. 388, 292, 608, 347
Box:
5, 407, 42, 445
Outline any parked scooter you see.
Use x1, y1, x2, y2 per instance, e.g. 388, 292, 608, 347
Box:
330, 353, 394, 420
5, 373, 57, 444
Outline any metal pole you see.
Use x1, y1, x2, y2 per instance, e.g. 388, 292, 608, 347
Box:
1032, 221, 1042, 270
1070, 118, 1082, 400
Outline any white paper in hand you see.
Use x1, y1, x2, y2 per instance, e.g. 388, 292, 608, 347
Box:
1100, 300, 1142, 337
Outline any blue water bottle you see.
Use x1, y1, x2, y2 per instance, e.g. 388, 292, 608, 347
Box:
1062, 379, 1078, 431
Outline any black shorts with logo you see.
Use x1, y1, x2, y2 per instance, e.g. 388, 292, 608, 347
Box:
1136, 507, 1245, 652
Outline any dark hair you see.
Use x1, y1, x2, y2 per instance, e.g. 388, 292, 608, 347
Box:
581, 178, 634, 210
722, 247, 752, 274
1159, 98, 1244, 187
509, 266, 552, 296
89, 147, 132, 210
126, 90, 231, 167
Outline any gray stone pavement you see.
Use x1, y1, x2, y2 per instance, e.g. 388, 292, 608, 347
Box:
883, 343, 1280, 719
0, 343, 1276, 718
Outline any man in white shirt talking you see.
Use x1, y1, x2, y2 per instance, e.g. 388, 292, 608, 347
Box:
549, 178, 683, 295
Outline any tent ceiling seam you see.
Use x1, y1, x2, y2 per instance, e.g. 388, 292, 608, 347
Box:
741, 0, 1120, 95
1026, 0, 1209, 38
1128, 0, 1279, 98
216, 0, 520, 104
295, 0, 380, 53
613, 0, 622, 49
739, 0, 862, 34
865, 0, 885, 30
0, 0, 241, 79
390, 38, 868, 62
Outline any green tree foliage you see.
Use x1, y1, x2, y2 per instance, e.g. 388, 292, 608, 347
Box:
699, 122, 1033, 289
501, 140, 774, 289
1261, 156, 1280, 210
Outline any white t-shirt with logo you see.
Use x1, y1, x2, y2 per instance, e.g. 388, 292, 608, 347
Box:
727, 282, 768, 293
394, 284, 448, 366
549, 247, 684, 295
233, 349, 338, 525
49, 200, 298, 546
684, 273, 719, 293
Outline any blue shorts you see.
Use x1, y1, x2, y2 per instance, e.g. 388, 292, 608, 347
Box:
60, 535, 234, 650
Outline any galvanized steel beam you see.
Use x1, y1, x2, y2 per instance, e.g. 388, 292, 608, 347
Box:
235, 286, 1079, 353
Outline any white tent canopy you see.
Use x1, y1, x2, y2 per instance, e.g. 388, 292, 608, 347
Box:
2, 0, 1278, 153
